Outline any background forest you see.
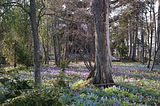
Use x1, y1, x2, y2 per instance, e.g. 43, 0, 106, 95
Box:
0, 0, 160, 106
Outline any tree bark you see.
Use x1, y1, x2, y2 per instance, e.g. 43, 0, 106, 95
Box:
145, 10, 150, 64
128, 20, 133, 59
140, 12, 145, 64
147, 8, 153, 68
30, 0, 41, 88
92, 0, 114, 87
132, 27, 137, 61
14, 40, 17, 68
155, 1, 160, 64
53, 35, 59, 66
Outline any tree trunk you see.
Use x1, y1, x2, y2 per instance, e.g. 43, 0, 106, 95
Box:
128, 20, 132, 59
141, 28, 145, 64
150, 0, 160, 70
92, 0, 114, 87
53, 35, 59, 66
46, 38, 49, 64
155, 2, 160, 64
42, 42, 49, 65
30, 0, 41, 88
140, 12, 145, 64
147, 8, 153, 68
145, 10, 150, 64
14, 40, 17, 68
132, 28, 137, 61
57, 35, 61, 65
150, 44, 160, 71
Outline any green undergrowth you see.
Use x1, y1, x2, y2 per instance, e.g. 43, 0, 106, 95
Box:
0, 65, 159, 106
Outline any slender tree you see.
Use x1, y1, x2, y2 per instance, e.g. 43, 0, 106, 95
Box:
30, 0, 41, 88
151, 0, 160, 70
155, 0, 160, 64
147, 2, 154, 68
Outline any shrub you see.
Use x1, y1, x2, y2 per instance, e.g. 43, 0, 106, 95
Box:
0, 75, 32, 103
2, 40, 33, 67
0, 75, 32, 90
116, 42, 128, 59
59, 60, 70, 70
54, 71, 69, 87
16, 44, 33, 67
2, 88, 62, 106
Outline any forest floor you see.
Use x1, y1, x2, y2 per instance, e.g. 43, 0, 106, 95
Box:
40, 61, 160, 80
0, 62, 160, 105
41, 62, 160, 105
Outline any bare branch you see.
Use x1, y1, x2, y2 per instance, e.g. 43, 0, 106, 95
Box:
37, 0, 46, 27
45, 12, 89, 24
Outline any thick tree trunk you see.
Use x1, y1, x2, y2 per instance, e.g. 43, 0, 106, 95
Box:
30, 0, 41, 88
92, 0, 114, 87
